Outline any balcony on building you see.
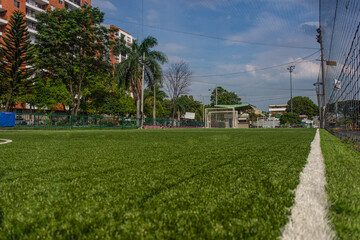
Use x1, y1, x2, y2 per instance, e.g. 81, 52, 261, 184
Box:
26, 20, 38, 35
26, 8, 38, 23
0, 17, 7, 26
26, 0, 47, 14
65, 0, 81, 10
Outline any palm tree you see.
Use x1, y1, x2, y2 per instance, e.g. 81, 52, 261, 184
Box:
115, 36, 166, 119
144, 84, 167, 123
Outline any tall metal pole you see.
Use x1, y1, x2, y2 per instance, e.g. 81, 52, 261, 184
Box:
141, 52, 145, 128
153, 82, 156, 126
287, 66, 295, 113
215, 84, 218, 105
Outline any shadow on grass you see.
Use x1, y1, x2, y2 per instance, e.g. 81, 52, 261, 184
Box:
140, 159, 236, 205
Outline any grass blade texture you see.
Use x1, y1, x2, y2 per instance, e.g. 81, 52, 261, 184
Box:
0, 129, 315, 239
320, 130, 360, 239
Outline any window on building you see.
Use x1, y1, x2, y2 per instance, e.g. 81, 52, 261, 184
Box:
59, 0, 63, 4
14, 0, 20, 8
51, 5, 55, 11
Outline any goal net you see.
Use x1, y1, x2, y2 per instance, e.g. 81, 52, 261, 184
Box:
205, 108, 238, 128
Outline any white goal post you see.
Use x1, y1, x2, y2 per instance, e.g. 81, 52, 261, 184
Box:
205, 108, 238, 128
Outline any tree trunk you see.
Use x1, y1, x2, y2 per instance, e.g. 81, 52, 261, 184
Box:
171, 100, 176, 120
73, 71, 83, 116
74, 95, 81, 116
153, 85, 156, 125
4, 90, 13, 112
136, 96, 140, 119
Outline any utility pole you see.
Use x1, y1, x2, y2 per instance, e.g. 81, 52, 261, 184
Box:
314, 80, 322, 128
202, 95, 205, 123
216, 84, 218, 105
319, 26, 327, 129
140, 52, 145, 128
287, 66, 295, 113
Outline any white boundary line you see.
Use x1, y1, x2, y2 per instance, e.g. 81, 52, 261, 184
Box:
282, 129, 335, 240
0, 139, 12, 145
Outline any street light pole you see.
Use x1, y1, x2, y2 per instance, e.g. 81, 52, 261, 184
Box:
287, 66, 295, 113
215, 84, 218, 105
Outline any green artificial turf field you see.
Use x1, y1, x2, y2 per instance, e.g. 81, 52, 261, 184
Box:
0, 129, 316, 239
320, 130, 360, 239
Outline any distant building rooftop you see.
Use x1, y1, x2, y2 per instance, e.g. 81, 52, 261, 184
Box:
269, 104, 288, 108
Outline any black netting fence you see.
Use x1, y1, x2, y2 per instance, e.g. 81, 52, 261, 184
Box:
4, 113, 204, 129
321, 0, 360, 141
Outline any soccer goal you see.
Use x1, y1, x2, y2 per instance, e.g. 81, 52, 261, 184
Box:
205, 108, 238, 128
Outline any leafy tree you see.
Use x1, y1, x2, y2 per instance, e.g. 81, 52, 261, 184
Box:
115, 36, 166, 119
144, 86, 167, 119
161, 99, 173, 119
35, 6, 112, 115
280, 112, 302, 125
210, 86, 241, 106
101, 91, 136, 116
25, 78, 70, 112
176, 95, 203, 121
286, 96, 318, 118
0, 11, 35, 111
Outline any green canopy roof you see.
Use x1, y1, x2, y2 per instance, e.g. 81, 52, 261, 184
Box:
214, 104, 251, 109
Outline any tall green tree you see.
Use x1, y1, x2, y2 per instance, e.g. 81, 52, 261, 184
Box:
0, 11, 35, 111
210, 86, 241, 106
144, 86, 167, 120
280, 112, 302, 125
176, 95, 203, 121
286, 96, 318, 118
115, 36, 166, 119
35, 6, 112, 116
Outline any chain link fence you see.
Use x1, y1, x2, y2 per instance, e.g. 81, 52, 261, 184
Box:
321, 0, 360, 141
8, 112, 204, 129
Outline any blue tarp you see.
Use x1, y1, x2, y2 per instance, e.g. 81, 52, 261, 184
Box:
0, 112, 15, 127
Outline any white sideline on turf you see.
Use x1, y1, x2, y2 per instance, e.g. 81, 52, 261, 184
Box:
282, 129, 335, 240
0, 139, 12, 145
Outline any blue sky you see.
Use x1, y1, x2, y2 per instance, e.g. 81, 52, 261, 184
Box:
93, 0, 320, 111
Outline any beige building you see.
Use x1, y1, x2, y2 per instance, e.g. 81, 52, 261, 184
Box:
269, 104, 288, 118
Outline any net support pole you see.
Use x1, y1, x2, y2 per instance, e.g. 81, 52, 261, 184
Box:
140, 52, 145, 129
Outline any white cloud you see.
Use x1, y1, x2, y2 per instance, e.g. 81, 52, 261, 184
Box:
246, 65, 257, 77
166, 55, 186, 63
147, 9, 159, 21
301, 21, 319, 27
226, 12, 288, 46
126, 17, 138, 24
92, 0, 117, 11
157, 43, 187, 54
291, 59, 320, 79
